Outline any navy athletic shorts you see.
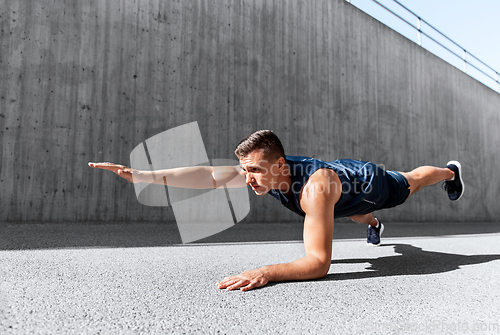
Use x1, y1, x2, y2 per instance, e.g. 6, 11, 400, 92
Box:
383, 171, 411, 209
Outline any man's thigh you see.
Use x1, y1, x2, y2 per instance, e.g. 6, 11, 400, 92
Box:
398, 171, 419, 196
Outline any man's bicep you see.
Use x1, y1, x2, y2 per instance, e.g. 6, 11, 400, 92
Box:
300, 169, 340, 263
212, 165, 247, 188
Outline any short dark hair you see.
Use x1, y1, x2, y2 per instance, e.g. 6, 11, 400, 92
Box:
234, 130, 285, 162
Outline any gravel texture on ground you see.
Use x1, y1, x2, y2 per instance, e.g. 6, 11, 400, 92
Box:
1, 222, 500, 334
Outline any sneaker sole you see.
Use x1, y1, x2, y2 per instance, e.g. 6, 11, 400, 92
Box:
447, 160, 464, 201
366, 223, 384, 246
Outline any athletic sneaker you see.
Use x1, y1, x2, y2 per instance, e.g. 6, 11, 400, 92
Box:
367, 220, 384, 246
443, 161, 464, 201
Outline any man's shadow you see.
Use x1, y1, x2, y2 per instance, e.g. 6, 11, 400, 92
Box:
324, 244, 500, 281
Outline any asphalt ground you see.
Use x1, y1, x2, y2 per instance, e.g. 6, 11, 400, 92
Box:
1, 221, 500, 334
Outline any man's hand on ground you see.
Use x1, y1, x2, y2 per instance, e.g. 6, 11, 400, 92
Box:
216, 268, 269, 291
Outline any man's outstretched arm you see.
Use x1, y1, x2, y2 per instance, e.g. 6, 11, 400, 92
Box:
88, 162, 246, 189
216, 168, 340, 291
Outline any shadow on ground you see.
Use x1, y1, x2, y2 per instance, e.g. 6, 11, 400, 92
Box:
0, 221, 499, 250
326, 243, 500, 281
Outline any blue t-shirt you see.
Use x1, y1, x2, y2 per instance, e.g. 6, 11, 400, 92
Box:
268, 155, 404, 218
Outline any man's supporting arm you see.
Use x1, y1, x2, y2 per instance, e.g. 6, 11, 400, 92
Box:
216, 168, 339, 291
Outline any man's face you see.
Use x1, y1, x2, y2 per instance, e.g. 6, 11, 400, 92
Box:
239, 150, 282, 195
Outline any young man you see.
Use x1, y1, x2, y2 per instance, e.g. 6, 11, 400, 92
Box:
89, 130, 464, 291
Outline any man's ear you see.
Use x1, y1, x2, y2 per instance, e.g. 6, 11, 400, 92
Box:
277, 157, 286, 171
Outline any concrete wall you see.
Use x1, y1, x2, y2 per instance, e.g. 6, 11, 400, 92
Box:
1, 0, 499, 223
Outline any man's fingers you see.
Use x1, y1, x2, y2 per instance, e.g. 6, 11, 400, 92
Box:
217, 270, 269, 291
216, 277, 239, 289
227, 280, 248, 291
89, 162, 127, 169
226, 279, 259, 291
217, 276, 250, 290
240, 283, 255, 291
89, 162, 138, 183
89, 162, 120, 170
240, 278, 262, 291
89, 162, 132, 176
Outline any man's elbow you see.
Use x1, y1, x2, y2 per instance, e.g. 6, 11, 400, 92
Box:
311, 257, 331, 278
317, 262, 331, 278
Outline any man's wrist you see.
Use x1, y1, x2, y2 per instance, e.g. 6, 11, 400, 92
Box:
259, 265, 272, 281
134, 170, 152, 184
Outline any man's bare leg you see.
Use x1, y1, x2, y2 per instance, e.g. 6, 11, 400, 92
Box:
399, 166, 455, 196
351, 213, 383, 245
350, 164, 458, 246
350, 213, 378, 227
348, 165, 454, 226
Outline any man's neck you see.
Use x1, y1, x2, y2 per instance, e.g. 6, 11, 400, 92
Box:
275, 163, 292, 194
